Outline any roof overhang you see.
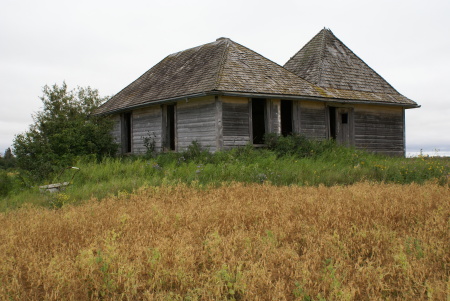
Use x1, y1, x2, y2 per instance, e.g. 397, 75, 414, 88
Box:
95, 90, 419, 116
214, 91, 420, 109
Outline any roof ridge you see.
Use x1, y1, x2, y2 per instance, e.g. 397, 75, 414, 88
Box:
280, 62, 323, 89
317, 28, 328, 85
325, 29, 401, 95
166, 39, 216, 58
211, 38, 323, 98
213, 39, 231, 90
222, 39, 322, 90
231, 39, 315, 79
326, 86, 404, 96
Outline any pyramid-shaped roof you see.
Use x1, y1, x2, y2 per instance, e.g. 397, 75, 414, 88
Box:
95, 38, 323, 115
284, 28, 417, 106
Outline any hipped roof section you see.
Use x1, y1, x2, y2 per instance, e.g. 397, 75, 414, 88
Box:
95, 38, 323, 115
284, 28, 417, 106
96, 31, 418, 115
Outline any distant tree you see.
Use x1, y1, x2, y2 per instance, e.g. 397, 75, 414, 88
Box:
0, 148, 16, 169
4, 148, 13, 160
13, 82, 117, 180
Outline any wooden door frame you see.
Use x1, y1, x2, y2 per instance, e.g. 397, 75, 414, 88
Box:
162, 103, 177, 151
120, 112, 133, 154
326, 105, 355, 146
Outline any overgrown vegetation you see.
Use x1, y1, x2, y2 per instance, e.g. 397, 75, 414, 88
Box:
12, 82, 117, 181
1, 136, 449, 211
0, 183, 448, 300
1, 134, 449, 299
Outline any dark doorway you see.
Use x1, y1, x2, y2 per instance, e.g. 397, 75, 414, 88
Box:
328, 107, 353, 146
336, 109, 351, 146
252, 98, 266, 144
281, 100, 293, 136
328, 107, 336, 140
122, 112, 132, 153
341, 113, 348, 124
166, 104, 175, 151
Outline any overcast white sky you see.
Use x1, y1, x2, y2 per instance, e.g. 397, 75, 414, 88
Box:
1, 0, 449, 156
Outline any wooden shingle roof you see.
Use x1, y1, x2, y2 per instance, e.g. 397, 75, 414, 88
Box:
284, 28, 418, 107
95, 38, 323, 115
96, 32, 418, 115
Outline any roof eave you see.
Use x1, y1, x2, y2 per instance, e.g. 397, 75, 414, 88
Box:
93, 92, 211, 116
94, 90, 419, 116
214, 91, 420, 109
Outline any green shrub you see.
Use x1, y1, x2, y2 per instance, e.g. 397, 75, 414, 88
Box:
13, 83, 118, 182
0, 170, 13, 197
142, 131, 157, 158
181, 141, 213, 163
264, 133, 335, 158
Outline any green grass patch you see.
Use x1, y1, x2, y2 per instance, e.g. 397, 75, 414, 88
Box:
1, 137, 449, 211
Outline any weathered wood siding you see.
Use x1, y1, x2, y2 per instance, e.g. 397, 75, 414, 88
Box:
110, 114, 122, 154
354, 105, 404, 156
110, 114, 121, 144
222, 97, 250, 148
268, 99, 281, 134
292, 101, 301, 133
177, 97, 217, 151
131, 106, 162, 154
298, 101, 327, 139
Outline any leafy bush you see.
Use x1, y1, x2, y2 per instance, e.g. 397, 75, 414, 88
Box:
13, 83, 118, 181
181, 141, 213, 163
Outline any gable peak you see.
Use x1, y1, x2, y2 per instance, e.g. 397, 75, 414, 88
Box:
284, 28, 401, 95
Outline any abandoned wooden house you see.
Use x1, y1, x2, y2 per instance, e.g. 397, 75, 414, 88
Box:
95, 28, 419, 156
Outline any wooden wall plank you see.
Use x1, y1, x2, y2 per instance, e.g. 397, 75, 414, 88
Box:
177, 97, 217, 151
215, 96, 223, 150
269, 99, 281, 134
109, 114, 122, 153
354, 107, 404, 156
298, 102, 327, 139
110, 114, 121, 143
131, 106, 162, 154
222, 98, 250, 148
119, 96, 405, 157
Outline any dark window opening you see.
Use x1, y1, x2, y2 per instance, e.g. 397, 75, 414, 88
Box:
123, 112, 132, 153
329, 107, 336, 140
281, 100, 293, 136
252, 98, 266, 144
167, 104, 175, 151
341, 113, 348, 124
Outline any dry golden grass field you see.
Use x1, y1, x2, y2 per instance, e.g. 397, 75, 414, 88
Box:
0, 182, 449, 300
